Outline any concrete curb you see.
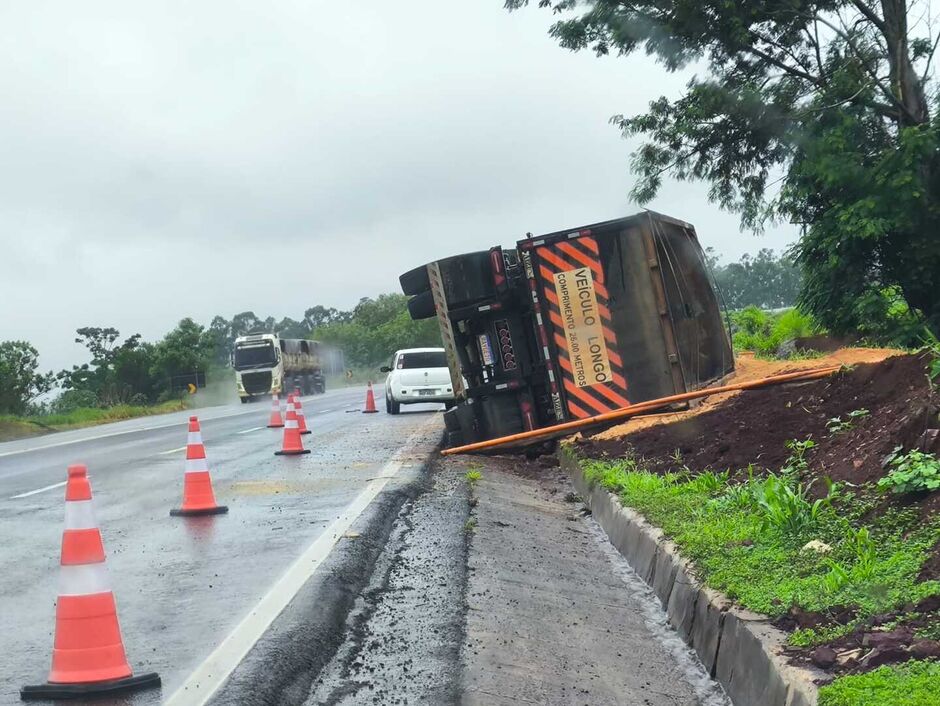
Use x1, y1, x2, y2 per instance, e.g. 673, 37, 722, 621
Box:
560, 448, 824, 706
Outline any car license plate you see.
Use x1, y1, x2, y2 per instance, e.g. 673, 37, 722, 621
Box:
418, 389, 435, 396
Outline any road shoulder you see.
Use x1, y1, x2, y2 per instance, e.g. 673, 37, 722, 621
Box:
460, 456, 727, 706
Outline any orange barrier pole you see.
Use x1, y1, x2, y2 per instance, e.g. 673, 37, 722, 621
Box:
441, 365, 842, 456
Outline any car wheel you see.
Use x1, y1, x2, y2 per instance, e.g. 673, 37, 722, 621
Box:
388, 395, 401, 415
240, 397, 248, 404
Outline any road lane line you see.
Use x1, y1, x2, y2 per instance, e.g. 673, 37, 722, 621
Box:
9, 480, 67, 499
0, 387, 371, 460
318, 409, 333, 413
163, 416, 439, 706
157, 446, 187, 455
236, 426, 265, 434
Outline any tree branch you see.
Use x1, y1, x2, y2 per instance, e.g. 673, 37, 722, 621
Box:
850, 0, 888, 34
744, 44, 821, 85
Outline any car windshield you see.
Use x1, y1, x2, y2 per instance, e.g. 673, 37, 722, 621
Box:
398, 351, 447, 369
234, 342, 277, 369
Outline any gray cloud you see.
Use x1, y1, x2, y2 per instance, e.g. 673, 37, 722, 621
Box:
1, 1, 796, 371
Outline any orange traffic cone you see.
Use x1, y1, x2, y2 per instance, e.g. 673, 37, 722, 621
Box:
170, 416, 228, 516
267, 393, 284, 428
20, 464, 160, 700
293, 393, 311, 435
362, 382, 379, 413
275, 401, 310, 455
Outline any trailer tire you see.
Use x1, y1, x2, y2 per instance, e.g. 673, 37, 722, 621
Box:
406, 290, 437, 320
445, 430, 463, 448
438, 251, 495, 308
399, 265, 431, 296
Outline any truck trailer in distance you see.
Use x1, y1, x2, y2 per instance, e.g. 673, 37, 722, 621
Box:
399, 211, 734, 449
233, 334, 326, 402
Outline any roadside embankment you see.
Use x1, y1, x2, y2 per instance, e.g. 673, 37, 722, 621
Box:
0, 400, 190, 442
569, 351, 940, 706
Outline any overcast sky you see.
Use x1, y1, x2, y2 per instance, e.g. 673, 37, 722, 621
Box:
1, 1, 796, 372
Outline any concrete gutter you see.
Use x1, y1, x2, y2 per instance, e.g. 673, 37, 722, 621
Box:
560, 448, 825, 706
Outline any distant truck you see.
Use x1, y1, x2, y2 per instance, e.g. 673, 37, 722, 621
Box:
399, 211, 734, 449
233, 334, 326, 402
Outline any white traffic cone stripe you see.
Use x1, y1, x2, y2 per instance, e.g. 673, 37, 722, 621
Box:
187, 431, 203, 445
285, 419, 298, 428
59, 563, 112, 596
64, 500, 97, 530
185, 458, 210, 473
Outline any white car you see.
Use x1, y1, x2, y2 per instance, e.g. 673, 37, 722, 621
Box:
380, 348, 456, 414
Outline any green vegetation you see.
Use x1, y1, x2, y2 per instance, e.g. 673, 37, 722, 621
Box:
508, 0, 940, 339
312, 294, 441, 368
818, 661, 940, 706
705, 248, 801, 310
580, 450, 940, 622
0, 399, 187, 436
877, 448, 940, 494
466, 469, 482, 486
728, 307, 819, 357
0, 292, 436, 436
827, 409, 871, 434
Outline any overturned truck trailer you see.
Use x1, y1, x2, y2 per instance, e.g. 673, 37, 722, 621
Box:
400, 211, 734, 449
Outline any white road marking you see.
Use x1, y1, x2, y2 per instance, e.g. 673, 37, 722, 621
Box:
163, 417, 438, 706
158, 446, 187, 455
9, 480, 67, 499
318, 409, 333, 414
0, 388, 370, 460
237, 426, 265, 435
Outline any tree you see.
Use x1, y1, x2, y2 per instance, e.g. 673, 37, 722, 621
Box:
0, 341, 55, 415
707, 248, 802, 309
59, 327, 145, 404
507, 0, 940, 336
150, 318, 214, 385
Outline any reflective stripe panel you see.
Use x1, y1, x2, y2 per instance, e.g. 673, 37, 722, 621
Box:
59, 562, 112, 596
185, 458, 210, 473
187, 444, 206, 460
61, 528, 106, 565
285, 419, 298, 428
64, 499, 97, 530
187, 432, 203, 445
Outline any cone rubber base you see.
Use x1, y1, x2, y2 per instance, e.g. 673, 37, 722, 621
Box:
21, 672, 161, 701
275, 449, 311, 455
300, 430, 312, 435
170, 505, 229, 517
267, 424, 284, 428
362, 410, 379, 414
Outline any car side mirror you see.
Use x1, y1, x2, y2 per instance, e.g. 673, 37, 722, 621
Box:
379, 366, 391, 373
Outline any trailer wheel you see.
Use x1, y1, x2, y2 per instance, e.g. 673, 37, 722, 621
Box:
399, 264, 431, 296
407, 290, 436, 320
438, 251, 496, 308
445, 430, 464, 448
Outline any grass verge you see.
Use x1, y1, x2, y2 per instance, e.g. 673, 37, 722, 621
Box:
579, 447, 940, 701
581, 456, 940, 622
0, 400, 189, 440
818, 660, 940, 706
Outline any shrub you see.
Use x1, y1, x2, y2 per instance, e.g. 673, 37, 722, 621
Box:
877, 448, 940, 494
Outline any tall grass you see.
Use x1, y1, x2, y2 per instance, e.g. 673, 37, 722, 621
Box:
730, 306, 820, 356
1, 399, 188, 432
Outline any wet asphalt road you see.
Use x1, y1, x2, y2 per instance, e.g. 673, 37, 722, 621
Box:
0, 386, 444, 706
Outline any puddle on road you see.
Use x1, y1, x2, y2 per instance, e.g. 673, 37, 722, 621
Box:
585, 517, 732, 706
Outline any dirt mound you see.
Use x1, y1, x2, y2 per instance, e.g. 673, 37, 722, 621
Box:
591, 347, 904, 439
579, 353, 938, 490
